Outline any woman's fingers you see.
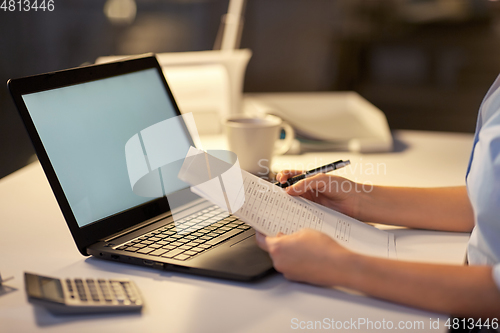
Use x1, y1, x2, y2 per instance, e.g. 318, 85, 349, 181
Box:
276, 170, 305, 183
255, 231, 270, 251
285, 173, 334, 196
255, 231, 287, 255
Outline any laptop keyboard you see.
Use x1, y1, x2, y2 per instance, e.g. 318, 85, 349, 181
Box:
115, 206, 252, 261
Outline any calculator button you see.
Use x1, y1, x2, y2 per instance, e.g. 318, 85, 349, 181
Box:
86, 279, 100, 302
98, 280, 113, 302
75, 279, 87, 301
65, 279, 73, 292
111, 281, 126, 303
122, 283, 137, 302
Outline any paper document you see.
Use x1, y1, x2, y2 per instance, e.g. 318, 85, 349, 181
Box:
179, 148, 396, 259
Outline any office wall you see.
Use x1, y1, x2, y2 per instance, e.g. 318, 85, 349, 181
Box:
0, 0, 226, 180
1, 0, 500, 179
240, 0, 500, 133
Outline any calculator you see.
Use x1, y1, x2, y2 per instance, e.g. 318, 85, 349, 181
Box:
24, 272, 143, 314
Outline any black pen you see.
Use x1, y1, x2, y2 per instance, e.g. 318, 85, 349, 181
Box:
275, 160, 351, 189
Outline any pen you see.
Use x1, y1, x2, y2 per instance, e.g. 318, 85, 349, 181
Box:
275, 160, 351, 189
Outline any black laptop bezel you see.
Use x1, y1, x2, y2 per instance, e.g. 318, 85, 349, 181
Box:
8, 54, 196, 256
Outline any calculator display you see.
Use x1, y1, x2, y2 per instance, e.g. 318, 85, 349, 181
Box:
39, 277, 64, 303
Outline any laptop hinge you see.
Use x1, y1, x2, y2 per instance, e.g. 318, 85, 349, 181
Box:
102, 212, 172, 243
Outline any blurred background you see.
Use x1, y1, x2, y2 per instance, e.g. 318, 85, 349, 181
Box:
2, 0, 500, 179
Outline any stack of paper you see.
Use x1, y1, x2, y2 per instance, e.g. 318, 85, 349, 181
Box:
178, 147, 397, 259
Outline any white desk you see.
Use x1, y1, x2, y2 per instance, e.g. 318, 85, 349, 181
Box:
0, 130, 473, 332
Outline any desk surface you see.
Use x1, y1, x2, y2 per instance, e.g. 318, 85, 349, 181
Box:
0, 130, 473, 333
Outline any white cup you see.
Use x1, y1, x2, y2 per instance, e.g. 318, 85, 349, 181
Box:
224, 114, 294, 175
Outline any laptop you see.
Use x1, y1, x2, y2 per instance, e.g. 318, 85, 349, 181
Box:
8, 54, 273, 281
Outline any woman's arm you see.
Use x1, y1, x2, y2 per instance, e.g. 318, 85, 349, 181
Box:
278, 171, 474, 232
357, 186, 474, 232
256, 230, 500, 318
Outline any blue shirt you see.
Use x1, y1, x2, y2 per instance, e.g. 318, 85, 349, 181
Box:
466, 74, 500, 289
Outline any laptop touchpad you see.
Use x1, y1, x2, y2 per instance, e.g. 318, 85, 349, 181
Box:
230, 234, 255, 247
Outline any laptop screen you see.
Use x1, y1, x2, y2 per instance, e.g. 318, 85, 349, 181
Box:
22, 68, 192, 228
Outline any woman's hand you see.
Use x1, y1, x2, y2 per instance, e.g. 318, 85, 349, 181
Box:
255, 229, 353, 287
276, 170, 364, 219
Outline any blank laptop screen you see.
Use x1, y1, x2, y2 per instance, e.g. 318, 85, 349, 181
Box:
22, 68, 191, 227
